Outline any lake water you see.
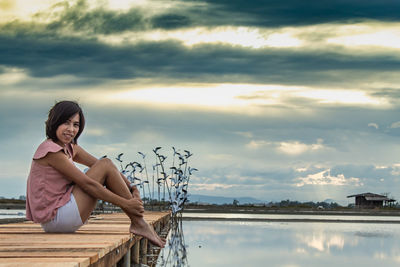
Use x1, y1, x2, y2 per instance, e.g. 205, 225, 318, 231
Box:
0, 209, 25, 219
157, 213, 400, 267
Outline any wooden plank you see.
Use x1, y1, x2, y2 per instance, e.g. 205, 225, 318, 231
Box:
0, 251, 98, 264
0, 243, 116, 249
0, 245, 111, 258
0, 234, 130, 244
0, 257, 90, 267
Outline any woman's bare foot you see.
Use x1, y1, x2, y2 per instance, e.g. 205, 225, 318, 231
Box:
129, 217, 166, 248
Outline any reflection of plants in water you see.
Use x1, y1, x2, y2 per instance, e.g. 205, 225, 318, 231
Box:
157, 214, 188, 267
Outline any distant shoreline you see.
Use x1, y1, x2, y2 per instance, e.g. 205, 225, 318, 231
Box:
183, 206, 400, 217
0, 203, 25, 210
3, 203, 400, 217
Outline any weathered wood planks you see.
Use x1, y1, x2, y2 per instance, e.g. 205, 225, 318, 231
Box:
0, 211, 170, 267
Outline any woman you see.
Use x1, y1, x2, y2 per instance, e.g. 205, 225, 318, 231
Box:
26, 100, 165, 247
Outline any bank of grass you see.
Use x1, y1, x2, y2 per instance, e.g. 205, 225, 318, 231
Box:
0, 199, 25, 209
0, 199, 25, 204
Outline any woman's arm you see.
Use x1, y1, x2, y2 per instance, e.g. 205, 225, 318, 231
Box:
46, 151, 141, 215
73, 145, 97, 167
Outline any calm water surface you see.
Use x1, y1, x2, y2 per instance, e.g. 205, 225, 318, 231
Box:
0, 209, 25, 219
157, 214, 400, 267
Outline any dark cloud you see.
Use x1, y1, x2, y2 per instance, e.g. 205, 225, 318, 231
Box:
151, 14, 192, 29
19, 0, 188, 34
1, 0, 399, 86
2, 27, 400, 86
187, 0, 400, 27
8, 0, 400, 37
40, 0, 148, 34
371, 88, 400, 102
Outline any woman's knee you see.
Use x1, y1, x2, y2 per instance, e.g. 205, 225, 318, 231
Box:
96, 158, 117, 170
86, 158, 115, 181
96, 158, 120, 177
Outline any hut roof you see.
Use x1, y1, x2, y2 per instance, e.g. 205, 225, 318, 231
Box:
347, 192, 395, 202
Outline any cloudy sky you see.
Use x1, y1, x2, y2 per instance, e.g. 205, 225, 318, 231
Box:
1, 0, 400, 205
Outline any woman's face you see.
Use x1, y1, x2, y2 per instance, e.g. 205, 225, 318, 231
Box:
56, 113, 80, 146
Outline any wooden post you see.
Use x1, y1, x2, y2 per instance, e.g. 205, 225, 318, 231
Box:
155, 221, 161, 234
131, 238, 140, 264
122, 248, 131, 267
140, 237, 148, 264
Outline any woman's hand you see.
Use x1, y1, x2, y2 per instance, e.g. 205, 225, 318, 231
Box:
122, 198, 144, 218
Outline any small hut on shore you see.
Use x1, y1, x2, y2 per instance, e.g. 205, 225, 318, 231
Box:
347, 192, 396, 208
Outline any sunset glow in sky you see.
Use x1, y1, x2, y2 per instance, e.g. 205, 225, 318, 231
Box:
1, 0, 400, 204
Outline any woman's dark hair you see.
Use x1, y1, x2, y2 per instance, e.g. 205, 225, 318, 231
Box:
45, 100, 85, 144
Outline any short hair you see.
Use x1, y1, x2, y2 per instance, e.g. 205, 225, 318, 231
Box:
45, 100, 85, 144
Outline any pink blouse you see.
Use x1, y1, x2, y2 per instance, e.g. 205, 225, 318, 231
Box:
26, 139, 75, 223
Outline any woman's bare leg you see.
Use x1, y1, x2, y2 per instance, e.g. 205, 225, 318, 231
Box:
72, 158, 131, 221
72, 158, 165, 247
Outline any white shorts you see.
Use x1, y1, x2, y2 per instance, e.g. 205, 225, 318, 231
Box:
41, 194, 84, 233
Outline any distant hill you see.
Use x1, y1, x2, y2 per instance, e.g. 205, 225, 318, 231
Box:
188, 194, 264, 205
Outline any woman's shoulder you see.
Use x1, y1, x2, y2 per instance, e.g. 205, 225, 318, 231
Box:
33, 139, 64, 160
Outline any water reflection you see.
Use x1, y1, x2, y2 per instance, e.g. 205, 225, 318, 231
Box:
0, 209, 25, 219
157, 215, 188, 267
298, 231, 344, 252
157, 216, 400, 267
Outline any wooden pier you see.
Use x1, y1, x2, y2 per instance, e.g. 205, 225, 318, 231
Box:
0, 211, 171, 267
